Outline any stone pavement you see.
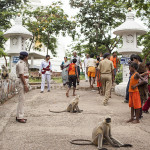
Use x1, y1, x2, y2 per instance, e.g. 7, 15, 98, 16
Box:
0, 81, 150, 150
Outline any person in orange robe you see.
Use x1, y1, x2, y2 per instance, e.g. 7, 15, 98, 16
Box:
127, 63, 144, 124
110, 52, 119, 78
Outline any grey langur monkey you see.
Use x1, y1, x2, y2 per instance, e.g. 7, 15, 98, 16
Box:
92, 117, 132, 150
49, 95, 83, 113
70, 117, 132, 150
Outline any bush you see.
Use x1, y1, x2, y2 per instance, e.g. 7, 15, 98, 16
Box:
115, 72, 123, 85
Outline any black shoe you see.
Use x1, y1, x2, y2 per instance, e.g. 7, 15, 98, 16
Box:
124, 100, 128, 103
47, 90, 50, 92
139, 115, 143, 119
40, 91, 44, 93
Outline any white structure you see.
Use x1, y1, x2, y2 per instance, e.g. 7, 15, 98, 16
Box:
4, 14, 32, 78
113, 9, 147, 97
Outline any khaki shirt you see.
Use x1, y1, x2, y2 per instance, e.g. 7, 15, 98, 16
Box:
16, 60, 29, 77
98, 58, 114, 74
87, 58, 97, 67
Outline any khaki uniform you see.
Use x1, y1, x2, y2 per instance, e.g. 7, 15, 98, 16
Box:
98, 58, 114, 104
16, 60, 29, 119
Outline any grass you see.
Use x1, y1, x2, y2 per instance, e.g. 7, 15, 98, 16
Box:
52, 77, 62, 83
29, 74, 85, 83
29, 77, 41, 83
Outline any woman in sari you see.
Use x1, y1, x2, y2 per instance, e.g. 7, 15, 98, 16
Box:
61, 57, 70, 86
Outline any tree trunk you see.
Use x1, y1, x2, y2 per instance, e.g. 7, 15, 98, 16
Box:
47, 32, 50, 55
3, 55, 7, 67
28, 36, 34, 52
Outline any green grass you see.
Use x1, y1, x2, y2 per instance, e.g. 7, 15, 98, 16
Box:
29, 77, 41, 83
52, 77, 62, 83
29, 74, 85, 83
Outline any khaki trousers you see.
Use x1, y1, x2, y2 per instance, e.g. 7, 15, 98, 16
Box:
16, 79, 25, 119
101, 74, 112, 103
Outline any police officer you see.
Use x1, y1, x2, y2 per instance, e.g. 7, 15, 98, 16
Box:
39, 55, 52, 93
98, 53, 114, 106
16, 51, 29, 123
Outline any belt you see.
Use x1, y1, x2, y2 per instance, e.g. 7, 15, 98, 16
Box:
18, 76, 29, 79
43, 68, 50, 71
101, 73, 111, 74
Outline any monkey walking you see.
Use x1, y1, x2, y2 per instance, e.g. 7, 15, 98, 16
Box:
70, 117, 132, 150
49, 95, 83, 113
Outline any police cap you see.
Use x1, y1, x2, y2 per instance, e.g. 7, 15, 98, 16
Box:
20, 51, 28, 56
103, 53, 110, 59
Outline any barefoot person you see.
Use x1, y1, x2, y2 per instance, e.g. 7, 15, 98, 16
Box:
127, 63, 144, 124
70, 51, 82, 85
87, 53, 97, 88
39, 55, 52, 93
66, 59, 78, 97
16, 51, 29, 123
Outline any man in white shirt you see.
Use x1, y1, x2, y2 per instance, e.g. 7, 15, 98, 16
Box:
84, 54, 89, 82
87, 54, 97, 88
39, 55, 52, 93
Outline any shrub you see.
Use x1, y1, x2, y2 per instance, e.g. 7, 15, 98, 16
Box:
115, 72, 123, 85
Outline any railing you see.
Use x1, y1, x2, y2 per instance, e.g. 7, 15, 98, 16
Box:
0, 78, 16, 104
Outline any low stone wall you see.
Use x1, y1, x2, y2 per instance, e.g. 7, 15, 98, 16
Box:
0, 79, 16, 104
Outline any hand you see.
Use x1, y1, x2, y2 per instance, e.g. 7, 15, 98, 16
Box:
50, 70, 52, 73
112, 77, 115, 82
39, 73, 41, 77
24, 85, 29, 93
131, 85, 136, 89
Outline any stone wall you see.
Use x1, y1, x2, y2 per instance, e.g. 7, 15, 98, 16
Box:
0, 79, 16, 104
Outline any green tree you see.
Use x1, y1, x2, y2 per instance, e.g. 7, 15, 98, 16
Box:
23, 2, 76, 56
69, 0, 126, 55
133, 0, 150, 62
0, 0, 28, 57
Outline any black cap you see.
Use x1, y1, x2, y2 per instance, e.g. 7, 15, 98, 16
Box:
103, 53, 110, 59
20, 51, 28, 56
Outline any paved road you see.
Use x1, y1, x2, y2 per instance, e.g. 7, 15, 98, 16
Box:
0, 84, 150, 150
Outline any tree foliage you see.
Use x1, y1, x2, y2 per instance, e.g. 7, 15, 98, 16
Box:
133, 0, 150, 62
69, 0, 149, 59
69, 0, 126, 55
0, 0, 28, 55
23, 2, 76, 56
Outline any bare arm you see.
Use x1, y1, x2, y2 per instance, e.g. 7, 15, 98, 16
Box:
132, 73, 147, 89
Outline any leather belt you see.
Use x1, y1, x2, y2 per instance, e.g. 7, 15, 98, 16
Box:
101, 73, 111, 74
18, 76, 29, 79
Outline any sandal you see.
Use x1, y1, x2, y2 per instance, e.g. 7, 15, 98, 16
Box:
16, 117, 27, 123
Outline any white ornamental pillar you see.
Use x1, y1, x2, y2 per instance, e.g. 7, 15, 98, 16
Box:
4, 14, 32, 79
113, 8, 147, 97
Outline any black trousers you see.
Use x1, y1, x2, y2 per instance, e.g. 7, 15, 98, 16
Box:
68, 75, 77, 88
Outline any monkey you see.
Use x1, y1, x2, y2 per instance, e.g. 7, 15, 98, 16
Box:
49, 95, 83, 113
1, 65, 9, 79
70, 117, 132, 150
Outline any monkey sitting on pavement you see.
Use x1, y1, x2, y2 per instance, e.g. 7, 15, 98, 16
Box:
70, 117, 132, 150
49, 95, 83, 113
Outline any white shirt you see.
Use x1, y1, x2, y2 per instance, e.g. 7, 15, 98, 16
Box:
84, 57, 89, 68
70, 56, 81, 66
87, 58, 97, 67
39, 60, 52, 75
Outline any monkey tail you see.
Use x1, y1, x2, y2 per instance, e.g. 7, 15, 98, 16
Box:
70, 139, 93, 145
49, 109, 66, 113
121, 144, 133, 147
